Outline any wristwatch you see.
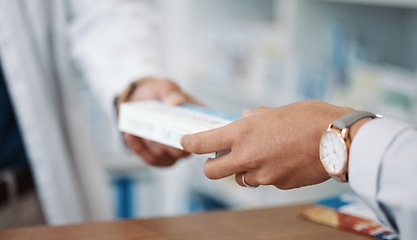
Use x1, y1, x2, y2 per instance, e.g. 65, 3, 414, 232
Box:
319, 110, 379, 182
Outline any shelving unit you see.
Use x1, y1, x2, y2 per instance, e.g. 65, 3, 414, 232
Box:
292, 0, 417, 123
101, 0, 417, 218
318, 0, 417, 8
167, 0, 417, 121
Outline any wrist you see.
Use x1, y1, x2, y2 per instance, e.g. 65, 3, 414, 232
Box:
349, 118, 371, 141
114, 77, 155, 117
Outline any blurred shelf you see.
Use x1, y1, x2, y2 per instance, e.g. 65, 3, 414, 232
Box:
187, 82, 269, 114
315, 0, 417, 8
103, 152, 149, 173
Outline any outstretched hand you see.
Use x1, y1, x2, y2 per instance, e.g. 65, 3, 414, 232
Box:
181, 100, 353, 189
122, 78, 200, 167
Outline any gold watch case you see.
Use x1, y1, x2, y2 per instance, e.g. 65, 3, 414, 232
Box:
319, 124, 351, 182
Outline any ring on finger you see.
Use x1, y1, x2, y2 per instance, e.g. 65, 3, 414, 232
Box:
242, 172, 259, 189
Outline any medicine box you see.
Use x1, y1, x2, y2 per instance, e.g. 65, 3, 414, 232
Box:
118, 100, 239, 158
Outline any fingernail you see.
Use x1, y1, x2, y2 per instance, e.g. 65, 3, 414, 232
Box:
164, 92, 186, 105
180, 135, 189, 148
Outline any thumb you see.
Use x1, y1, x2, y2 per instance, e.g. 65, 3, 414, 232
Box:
163, 91, 187, 106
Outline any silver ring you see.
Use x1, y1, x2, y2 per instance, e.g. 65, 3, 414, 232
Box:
242, 172, 259, 189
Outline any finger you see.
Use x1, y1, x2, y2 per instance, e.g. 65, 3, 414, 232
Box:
143, 140, 178, 166
152, 156, 177, 167
123, 134, 160, 164
128, 78, 159, 101
129, 78, 179, 101
185, 94, 202, 105
123, 134, 147, 155
155, 79, 201, 106
235, 171, 259, 188
181, 126, 233, 154
128, 78, 200, 107
242, 106, 272, 118
157, 79, 182, 99
203, 152, 246, 180
146, 155, 177, 167
143, 140, 169, 158
164, 145, 190, 159
163, 92, 187, 106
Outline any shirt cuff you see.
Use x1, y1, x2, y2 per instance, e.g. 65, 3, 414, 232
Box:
349, 118, 411, 226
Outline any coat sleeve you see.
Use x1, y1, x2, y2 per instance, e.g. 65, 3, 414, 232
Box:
349, 118, 417, 239
68, 0, 166, 119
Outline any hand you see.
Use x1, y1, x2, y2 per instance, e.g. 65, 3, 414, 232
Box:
181, 100, 353, 189
122, 78, 200, 167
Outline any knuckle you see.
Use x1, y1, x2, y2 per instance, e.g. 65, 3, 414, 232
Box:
299, 100, 322, 110
305, 100, 323, 106
310, 99, 324, 105
257, 174, 274, 186
188, 137, 203, 153
236, 151, 260, 170
233, 121, 250, 140
239, 154, 259, 170
241, 158, 258, 170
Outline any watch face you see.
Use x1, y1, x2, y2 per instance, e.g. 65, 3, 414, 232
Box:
319, 130, 347, 175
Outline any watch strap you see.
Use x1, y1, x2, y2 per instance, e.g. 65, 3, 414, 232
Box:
332, 111, 377, 129
114, 77, 155, 117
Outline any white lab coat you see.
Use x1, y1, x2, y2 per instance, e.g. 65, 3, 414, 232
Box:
350, 118, 417, 239
0, 0, 164, 224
